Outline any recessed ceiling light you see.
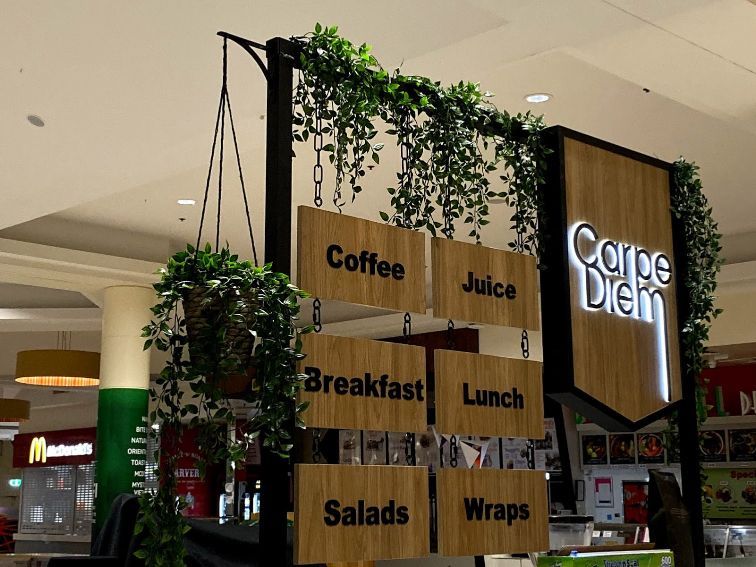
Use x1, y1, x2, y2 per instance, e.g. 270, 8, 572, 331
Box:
177, 199, 196, 206
27, 115, 45, 127
524, 93, 551, 104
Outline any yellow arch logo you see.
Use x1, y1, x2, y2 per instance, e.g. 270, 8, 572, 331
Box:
29, 436, 47, 464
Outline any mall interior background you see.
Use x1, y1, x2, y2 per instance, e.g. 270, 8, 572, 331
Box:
2, 0, 756, 560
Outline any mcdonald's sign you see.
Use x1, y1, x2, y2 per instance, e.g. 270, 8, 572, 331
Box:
28, 436, 46, 464
13, 428, 96, 468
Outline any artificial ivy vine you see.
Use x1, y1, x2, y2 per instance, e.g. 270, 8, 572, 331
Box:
292, 24, 723, 451
135, 245, 310, 566
292, 24, 549, 250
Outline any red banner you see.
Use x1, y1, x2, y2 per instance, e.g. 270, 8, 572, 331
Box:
161, 426, 214, 518
13, 428, 96, 468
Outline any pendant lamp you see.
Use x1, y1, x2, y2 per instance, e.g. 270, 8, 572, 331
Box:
15, 332, 100, 387
0, 398, 31, 422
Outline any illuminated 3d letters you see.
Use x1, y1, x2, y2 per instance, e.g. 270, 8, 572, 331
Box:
569, 222, 672, 402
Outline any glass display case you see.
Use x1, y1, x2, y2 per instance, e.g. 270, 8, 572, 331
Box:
704, 525, 756, 560
548, 515, 594, 551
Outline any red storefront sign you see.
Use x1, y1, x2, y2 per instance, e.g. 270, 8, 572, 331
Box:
704, 365, 756, 417
13, 428, 97, 468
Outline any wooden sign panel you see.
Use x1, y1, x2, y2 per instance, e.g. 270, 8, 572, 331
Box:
294, 464, 430, 565
541, 128, 682, 430
431, 238, 539, 330
297, 206, 426, 313
437, 468, 549, 556
298, 333, 427, 432
434, 350, 544, 439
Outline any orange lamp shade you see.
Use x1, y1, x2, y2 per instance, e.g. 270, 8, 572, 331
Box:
0, 398, 31, 421
15, 350, 100, 387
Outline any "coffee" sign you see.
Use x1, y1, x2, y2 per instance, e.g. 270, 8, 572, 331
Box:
295, 464, 429, 564
431, 238, 539, 329
298, 333, 427, 432
436, 468, 548, 556
297, 206, 426, 313
434, 350, 544, 439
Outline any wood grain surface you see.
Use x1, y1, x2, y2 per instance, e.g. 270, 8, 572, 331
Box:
431, 238, 539, 330
436, 468, 549, 556
297, 206, 426, 313
564, 137, 682, 422
294, 464, 430, 565
434, 349, 544, 439
298, 333, 427, 432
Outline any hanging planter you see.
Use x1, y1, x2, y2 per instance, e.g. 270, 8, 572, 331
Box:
136, 38, 311, 567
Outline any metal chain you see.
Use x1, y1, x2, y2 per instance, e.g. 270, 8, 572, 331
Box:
516, 226, 531, 359
312, 428, 323, 463
404, 432, 415, 466
526, 439, 535, 470
447, 319, 455, 349
449, 435, 459, 468
521, 329, 530, 359
313, 97, 324, 208
313, 298, 322, 333
403, 312, 412, 343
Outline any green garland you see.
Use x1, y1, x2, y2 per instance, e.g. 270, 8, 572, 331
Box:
293, 24, 550, 250
293, 24, 722, 381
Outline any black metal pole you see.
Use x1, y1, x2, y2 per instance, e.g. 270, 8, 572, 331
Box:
672, 208, 705, 567
261, 36, 298, 567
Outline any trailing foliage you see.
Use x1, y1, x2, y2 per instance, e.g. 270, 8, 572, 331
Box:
671, 159, 723, 404
135, 244, 310, 566
663, 159, 723, 486
292, 24, 550, 249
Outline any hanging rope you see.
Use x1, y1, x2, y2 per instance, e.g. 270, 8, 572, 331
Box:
224, 74, 258, 265
195, 37, 259, 265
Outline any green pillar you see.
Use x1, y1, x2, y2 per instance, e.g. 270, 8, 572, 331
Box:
94, 286, 154, 531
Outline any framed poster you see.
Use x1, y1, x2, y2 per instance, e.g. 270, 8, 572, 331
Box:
637, 433, 665, 465
501, 437, 530, 470
581, 434, 608, 466
540, 128, 683, 430
536, 418, 562, 471
623, 481, 649, 524
609, 434, 636, 465
700, 430, 727, 463
728, 429, 756, 462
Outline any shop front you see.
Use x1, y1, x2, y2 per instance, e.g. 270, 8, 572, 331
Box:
11, 428, 96, 554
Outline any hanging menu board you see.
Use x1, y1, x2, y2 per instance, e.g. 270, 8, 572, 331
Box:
436, 468, 549, 556
540, 127, 682, 429
294, 464, 430, 564
297, 206, 426, 313
434, 349, 544, 439
431, 238, 539, 329
298, 333, 427, 432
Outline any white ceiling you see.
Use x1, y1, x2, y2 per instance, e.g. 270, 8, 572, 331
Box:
1, 0, 755, 259
2, 0, 756, 419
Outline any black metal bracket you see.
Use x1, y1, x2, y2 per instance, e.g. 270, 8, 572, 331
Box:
217, 31, 269, 80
